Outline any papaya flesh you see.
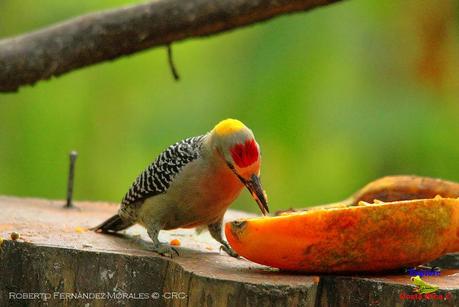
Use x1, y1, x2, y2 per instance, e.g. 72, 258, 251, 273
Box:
225, 176, 459, 272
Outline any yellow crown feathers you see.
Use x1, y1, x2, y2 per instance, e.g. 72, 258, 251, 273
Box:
213, 119, 245, 136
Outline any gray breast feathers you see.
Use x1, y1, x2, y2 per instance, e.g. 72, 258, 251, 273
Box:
121, 135, 206, 206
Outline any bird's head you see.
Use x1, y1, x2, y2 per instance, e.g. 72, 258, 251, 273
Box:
211, 119, 269, 215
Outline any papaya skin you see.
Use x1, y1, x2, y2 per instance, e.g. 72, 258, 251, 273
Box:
225, 198, 459, 272
351, 175, 459, 204
274, 175, 459, 216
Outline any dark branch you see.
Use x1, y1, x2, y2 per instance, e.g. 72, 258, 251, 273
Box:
167, 45, 180, 81
0, 0, 342, 92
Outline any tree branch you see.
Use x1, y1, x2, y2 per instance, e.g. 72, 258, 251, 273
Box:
0, 0, 342, 92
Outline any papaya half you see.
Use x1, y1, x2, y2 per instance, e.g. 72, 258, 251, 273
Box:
225, 176, 459, 272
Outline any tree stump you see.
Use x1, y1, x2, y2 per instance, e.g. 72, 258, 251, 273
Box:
0, 196, 458, 306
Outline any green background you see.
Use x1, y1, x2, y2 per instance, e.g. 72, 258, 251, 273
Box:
1, 0, 458, 213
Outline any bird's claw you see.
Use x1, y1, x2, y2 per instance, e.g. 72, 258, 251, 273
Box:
219, 243, 239, 258
149, 244, 179, 258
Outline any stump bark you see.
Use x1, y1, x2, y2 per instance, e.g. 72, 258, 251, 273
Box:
0, 196, 458, 306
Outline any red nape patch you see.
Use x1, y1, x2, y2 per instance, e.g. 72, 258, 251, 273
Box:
230, 139, 259, 168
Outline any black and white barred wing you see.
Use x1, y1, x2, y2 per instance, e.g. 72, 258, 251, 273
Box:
121, 135, 205, 206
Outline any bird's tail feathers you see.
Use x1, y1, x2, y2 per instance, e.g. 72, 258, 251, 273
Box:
91, 214, 133, 232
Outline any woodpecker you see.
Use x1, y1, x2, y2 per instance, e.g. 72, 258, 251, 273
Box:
92, 119, 269, 257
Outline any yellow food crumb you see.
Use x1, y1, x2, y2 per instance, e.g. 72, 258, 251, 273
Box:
170, 239, 181, 246
0, 237, 3, 245
75, 226, 87, 233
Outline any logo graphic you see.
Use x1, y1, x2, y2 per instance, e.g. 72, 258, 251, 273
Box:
411, 275, 439, 294
406, 266, 441, 277
399, 273, 453, 301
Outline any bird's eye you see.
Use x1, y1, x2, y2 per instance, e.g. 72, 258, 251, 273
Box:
225, 161, 235, 171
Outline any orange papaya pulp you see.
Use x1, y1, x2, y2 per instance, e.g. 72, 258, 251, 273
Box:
225, 176, 459, 272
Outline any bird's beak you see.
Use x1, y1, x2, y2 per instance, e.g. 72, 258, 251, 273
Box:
244, 174, 269, 216
225, 161, 269, 215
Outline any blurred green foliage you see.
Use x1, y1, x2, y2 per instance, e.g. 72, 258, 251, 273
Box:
1, 0, 458, 213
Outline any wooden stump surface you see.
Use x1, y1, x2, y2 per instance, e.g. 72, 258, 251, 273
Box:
0, 196, 458, 306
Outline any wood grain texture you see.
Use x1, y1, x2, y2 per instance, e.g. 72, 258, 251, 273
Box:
0, 196, 457, 306
0, 196, 318, 306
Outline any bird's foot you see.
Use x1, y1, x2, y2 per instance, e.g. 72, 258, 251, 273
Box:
219, 242, 239, 258
148, 243, 179, 258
